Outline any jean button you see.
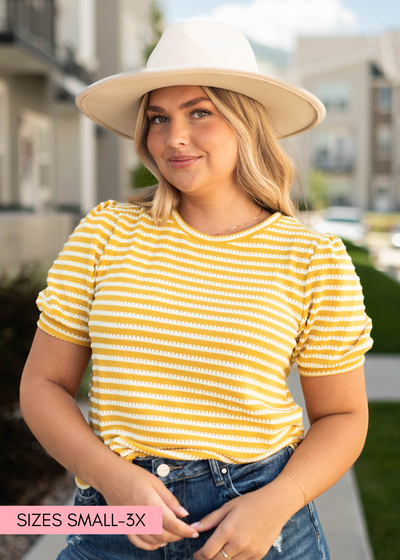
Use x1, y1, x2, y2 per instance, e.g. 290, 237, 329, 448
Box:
221, 468, 227, 474
157, 464, 170, 477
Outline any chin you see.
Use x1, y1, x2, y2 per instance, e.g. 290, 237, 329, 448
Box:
168, 178, 202, 193
175, 185, 201, 195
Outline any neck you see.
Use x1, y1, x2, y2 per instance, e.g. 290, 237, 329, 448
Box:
177, 188, 269, 236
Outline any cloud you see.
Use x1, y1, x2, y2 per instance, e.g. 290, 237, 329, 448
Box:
187, 0, 359, 50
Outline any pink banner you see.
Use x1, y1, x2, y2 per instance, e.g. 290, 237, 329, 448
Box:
0, 506, 162, 535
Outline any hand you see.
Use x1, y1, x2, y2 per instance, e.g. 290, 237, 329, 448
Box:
98, 459, 199, 551
192, 479, 300, 560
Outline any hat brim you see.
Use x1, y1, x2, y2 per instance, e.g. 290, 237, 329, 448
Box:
75, 67, 325, 140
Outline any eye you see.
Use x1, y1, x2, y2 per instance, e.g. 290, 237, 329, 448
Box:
191, 109, 211, 119
148, 115, 168, 124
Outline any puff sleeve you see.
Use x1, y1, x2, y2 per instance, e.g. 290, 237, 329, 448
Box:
36, 200, 119, 347
292, 234, 373, 376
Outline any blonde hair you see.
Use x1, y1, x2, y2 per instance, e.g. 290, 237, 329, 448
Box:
129, 86, 295, 225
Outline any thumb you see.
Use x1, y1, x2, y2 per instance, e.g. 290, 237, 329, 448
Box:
156, 483, 190, 518
190, 505, 230, 533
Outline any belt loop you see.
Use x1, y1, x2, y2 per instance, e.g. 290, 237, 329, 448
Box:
208, 460, 224, 486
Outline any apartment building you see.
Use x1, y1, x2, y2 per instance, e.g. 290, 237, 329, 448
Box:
292, 31, 400, 212
0, 0, 159, 274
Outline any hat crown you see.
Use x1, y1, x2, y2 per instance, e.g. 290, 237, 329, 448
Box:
146, 21, 259, 73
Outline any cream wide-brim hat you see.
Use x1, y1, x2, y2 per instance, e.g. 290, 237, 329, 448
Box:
76, 21, 325, 140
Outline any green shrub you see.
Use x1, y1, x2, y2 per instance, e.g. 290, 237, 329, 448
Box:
0, 269, 45, 409
352, 263, 400, 353
341, 239, 400, 353
0, 411, 66, 505
130, 161, 157, 190
354, 403, 400, 560
0, 269, 68, 505
341, 238, 371, 263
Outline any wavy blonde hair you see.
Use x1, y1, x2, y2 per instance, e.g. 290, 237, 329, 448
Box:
129, 86, 296, 225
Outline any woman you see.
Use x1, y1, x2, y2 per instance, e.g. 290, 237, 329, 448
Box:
20, 22, 372, 560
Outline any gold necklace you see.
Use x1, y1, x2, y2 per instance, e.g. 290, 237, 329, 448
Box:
214, 206, 263, 236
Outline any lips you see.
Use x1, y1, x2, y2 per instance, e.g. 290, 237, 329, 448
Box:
168, 156, 202, 169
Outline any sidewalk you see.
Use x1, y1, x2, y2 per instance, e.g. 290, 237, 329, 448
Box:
23, 354, 400, 560
363, 354, 400, 401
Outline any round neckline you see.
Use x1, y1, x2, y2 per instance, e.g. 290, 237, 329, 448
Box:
171, 209, 282, 241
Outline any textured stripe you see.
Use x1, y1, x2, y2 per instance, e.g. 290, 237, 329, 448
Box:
37, 200, 373, 468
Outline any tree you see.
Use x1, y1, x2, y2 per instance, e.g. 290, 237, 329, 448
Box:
308, 168, 328, 210
130, 162, 157, 190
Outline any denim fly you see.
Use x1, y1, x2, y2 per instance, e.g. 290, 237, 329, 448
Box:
57, 446, 330, 560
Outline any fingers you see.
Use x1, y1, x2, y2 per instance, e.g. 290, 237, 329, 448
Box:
126, 494, 199, 550
193, 529, 270, 560
193, 532, 226, 560
128, 515, 199, 549
192, 508, 233, 560
194, 536, 240, 560
156, 482, 190, 518
127, 534, 168, 551
103, 463, 200, 550
153, 480, 200, 540
191, 503, 230, 533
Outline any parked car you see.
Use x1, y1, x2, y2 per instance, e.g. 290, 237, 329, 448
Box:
312, 206, 368, 245
391, 226, 400, 248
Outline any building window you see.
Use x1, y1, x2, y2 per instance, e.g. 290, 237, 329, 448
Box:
317, 83, 350, 111
376, 87, 392, 113
376, 124, 392, 160
313, 127, 354, 172
18, 110, 52, 210
373, 177, 392, 212
327, 177, 353, 206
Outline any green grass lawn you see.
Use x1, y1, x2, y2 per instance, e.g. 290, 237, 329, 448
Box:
355, 264, 400, 353
354, 402, 400, 560
342, 239, 400, 353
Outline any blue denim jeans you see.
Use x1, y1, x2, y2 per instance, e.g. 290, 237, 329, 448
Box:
57, 446, 330, 560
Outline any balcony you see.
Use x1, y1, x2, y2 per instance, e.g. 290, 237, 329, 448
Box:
0, 0, 91, 85
314, 152, 354, 174
0, 0, 57, 73
58, 46, 92, 86
3, 0, 55, 53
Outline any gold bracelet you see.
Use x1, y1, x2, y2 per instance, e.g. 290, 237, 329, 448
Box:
280, 471, 308, 506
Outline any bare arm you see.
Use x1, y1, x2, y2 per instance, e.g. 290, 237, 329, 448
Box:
192, 365, 368, 560
20, 328, 98, 484
20, 328, 199, 550
276, 364, 368, 504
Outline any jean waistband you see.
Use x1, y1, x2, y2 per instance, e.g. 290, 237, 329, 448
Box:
131, 446, 293, 487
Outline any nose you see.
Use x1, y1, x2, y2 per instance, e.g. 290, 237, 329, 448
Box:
166, 118, 190, 148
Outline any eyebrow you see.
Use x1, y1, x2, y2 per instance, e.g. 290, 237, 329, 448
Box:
147, 96, 211, 113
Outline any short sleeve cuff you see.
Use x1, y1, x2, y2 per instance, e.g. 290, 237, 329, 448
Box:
297, 352, 370, 377
38, 312, 91, 347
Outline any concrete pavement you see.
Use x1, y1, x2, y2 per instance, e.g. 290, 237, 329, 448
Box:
363, 354, 400, 400
23, 353, 399, 560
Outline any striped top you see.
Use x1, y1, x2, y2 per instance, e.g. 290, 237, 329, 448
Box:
37, 200, 373, 470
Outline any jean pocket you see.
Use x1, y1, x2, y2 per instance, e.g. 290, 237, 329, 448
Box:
75, 486, 103, 505
224, 447, 292, 498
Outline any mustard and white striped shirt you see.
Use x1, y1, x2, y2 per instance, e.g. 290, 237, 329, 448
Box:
37, 200, 373, 467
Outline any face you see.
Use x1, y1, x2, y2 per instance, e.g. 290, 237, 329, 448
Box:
146, 85, 238, 198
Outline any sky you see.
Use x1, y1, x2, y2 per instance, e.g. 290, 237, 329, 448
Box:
165, 0, 400, 51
